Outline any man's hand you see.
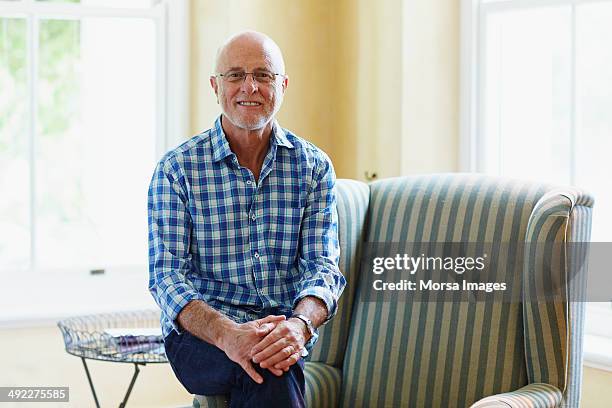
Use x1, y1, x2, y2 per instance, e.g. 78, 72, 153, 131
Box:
217, 314, 286, 384
250, 318, 310, 375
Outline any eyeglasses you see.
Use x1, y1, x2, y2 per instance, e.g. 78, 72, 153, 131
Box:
216, 70, 285, 84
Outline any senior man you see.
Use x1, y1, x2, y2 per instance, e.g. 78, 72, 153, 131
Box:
147, 31, 345, 407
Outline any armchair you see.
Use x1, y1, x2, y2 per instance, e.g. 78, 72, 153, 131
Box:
194, 174, 593, 407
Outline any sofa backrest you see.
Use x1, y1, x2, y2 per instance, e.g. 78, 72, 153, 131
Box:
309, 179, 370, 367
340, 174, 593, 407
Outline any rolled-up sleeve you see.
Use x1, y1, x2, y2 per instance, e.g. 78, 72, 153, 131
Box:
148, 157, 200, 334
293, 153, 346, 322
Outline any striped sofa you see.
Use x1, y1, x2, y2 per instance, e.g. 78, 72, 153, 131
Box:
194, 174, 593, 408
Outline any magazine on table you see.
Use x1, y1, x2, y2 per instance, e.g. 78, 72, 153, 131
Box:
103, 328, 164, 353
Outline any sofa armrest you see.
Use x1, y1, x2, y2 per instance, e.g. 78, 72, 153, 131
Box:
304, 362, 342, 408
470, 383, 562, 408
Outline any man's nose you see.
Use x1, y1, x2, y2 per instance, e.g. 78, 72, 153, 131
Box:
240, 73, 258, 93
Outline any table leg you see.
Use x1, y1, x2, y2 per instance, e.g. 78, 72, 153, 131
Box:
119, 363, 144, 408
81, 357, 101, 408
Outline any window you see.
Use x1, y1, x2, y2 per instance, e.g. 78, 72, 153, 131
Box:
461, 0, 612, 369
0, 0, 188, 320
0, 0, 186, 274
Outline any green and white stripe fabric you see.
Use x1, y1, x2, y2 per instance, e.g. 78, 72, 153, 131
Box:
309, 179, 370, 367
192, 394, 228, 408
340, 174, 592, 408
470, 383, 563, 408
522, 188, 593, 408
304, 362, 342, 408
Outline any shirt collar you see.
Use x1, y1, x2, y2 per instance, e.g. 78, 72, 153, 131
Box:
211, 115, 294, 163
211, 116, 234, 163
271, 121, 294, 149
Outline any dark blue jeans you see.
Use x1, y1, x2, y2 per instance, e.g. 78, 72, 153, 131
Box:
164, 330, 305, 408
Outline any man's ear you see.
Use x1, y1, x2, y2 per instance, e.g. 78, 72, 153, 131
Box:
282, 75, 289, 92
210, 76, 219, 103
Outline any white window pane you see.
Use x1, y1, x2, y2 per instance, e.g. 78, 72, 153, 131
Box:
36, 17, 156, 272
82, 0, 160, 7
575, 3, 612, 242
35, 0, 160, 7
482, 7, 572, 184
0, 17, 29, 270
35, 0, 80, 3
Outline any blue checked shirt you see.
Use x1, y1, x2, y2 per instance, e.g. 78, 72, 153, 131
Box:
148, 116, 345, 340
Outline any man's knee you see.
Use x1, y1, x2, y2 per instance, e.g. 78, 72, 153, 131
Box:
165, 331, 236, 396
233, 361, 305, 408
260, 361, 305, 389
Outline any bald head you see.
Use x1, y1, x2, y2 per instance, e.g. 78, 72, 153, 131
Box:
210, 31, 289, 132
214, 30, 285, 75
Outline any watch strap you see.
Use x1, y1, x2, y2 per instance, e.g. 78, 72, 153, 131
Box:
290, 313, 315, 337
290, 313, 319, 356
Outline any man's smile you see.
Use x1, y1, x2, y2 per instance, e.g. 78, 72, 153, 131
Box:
237, 101, 262, 106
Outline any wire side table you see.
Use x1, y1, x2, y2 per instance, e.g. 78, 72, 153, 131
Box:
58, 310, 168, 408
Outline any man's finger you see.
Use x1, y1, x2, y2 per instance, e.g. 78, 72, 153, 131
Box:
252, 337, 287, 364
256, 322, 275, 336
274, 351, 302, 370
255, 314, 286, 325
259, 343, 296, 368
240, 360, 263, 384
251, 327, 283, 356
268, 366, 284, 376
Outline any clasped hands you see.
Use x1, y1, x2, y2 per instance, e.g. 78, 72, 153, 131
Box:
218, 314, 310, 384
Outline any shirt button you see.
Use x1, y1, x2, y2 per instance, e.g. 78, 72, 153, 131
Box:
254, 252, 260, 259
251, 214, 256, 221
246, 180, 252, 185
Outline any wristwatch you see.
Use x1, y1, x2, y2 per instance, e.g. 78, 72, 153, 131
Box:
290, 313, 316, 339
290, 313, 319, 345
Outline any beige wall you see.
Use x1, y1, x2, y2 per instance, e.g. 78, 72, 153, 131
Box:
0, 326, 191, 407
401, 0, 460, 175
333, 0, 404, 180
189, 0, 458, 180
583, 366, 612, 407
190, 0, 335, 156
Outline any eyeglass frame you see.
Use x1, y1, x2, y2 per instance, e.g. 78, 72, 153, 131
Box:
213, 70, 287, 84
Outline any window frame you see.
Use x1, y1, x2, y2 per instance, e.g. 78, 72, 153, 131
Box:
460, 0, 612, 371
0, 0, 189, 324
0, 0, 189, 274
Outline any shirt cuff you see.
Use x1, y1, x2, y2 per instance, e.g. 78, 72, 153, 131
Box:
293, 287, 337, 323
166, 290, 201, 335
302, 330, 319, 355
